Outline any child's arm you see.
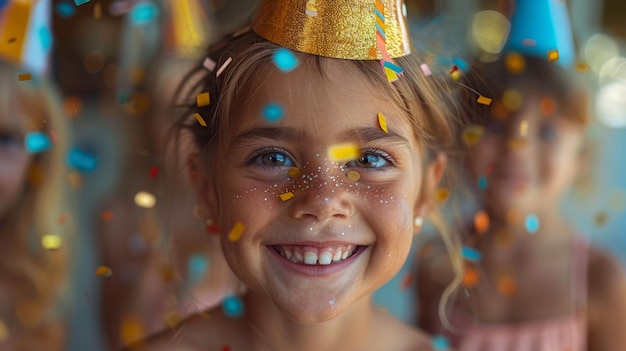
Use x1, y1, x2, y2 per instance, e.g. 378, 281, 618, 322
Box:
587, 248, 626, 351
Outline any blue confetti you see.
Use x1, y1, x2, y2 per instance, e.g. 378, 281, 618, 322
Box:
478, 176, 488, 190
55, 1, 76, 18
461, 247, 482, 262
525, 214, 540, 234
263, 103, 284, 122
129, 1, 158, 26
273, 48, 299, 73
453, 57, 470, 72
74, 0, 90, 5
67, 148, 98, 172
187, 254, 209, 287
25, 132, 51, 153
222, 295, 244, 318
39, 27, 53, 50
432, 335, 450, 350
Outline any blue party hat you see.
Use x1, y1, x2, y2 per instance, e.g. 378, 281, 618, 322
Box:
503, 0, 575, 67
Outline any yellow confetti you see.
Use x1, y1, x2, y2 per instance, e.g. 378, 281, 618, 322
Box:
279, 192, 295, 201
434, 187, 449, 204
547, 50, 559, 62
327, 143, 360, 162
228, 221, 246, 242
196, 92, 210, 107
476, 96, 492, 106
504, 53, 526, 74
134, 191, 157, 209
519, 120, 528, 136
377, 112, 388, 133
385, 67, 398, 82
0, 0, 32, 62
120, 314, 146, 346
346, 170, 361, 182
0, 319, 6, 342
450, 70, 461, 81
41, 234, 62, 250
18, 73, 31, 81
461, 125, 484, 147
288, 167, 301, 178
508, 138, 527, 149
575, 62, 589, 72
502, 88, 524, 112
193, 113, 207, 127
96, 266, 113, 277
94, 3, 102, 19
123, 92, 150, 116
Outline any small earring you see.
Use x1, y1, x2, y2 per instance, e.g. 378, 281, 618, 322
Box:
414, 216, 424, 227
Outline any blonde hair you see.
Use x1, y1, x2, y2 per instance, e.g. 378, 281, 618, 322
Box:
0, 60, 74, 326
172, 30, 464, 321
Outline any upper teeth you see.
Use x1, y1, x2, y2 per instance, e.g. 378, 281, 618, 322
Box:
274, 245, 357, 265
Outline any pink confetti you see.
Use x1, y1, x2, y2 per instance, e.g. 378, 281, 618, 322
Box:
216, 57, 233, 77
203, 57, 216, 71
420, 63, 432, 76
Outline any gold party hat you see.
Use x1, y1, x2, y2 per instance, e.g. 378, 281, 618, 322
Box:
253, 0, 411, 60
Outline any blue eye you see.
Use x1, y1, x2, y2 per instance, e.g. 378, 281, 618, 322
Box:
346, 152, 390, 169
251, 148, 295, 167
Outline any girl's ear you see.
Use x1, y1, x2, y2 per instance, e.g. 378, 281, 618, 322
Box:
414, 152, 447, 217
188, 152, 218, 220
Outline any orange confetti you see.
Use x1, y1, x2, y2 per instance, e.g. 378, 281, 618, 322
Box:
18, 73, 31, 81
575, 62, 589, 72
497, 275, 517, 297
462, 267, 479, 288
504, 53, 526, 74
101, 211, 114, 222
196, 92, 210, 107
540, 97, 556, 116
228, 222, 246, 242
120, 314, 146, 346
491, 101, 509, 120
96, 266, 113, 277
279, 192, 295, 201
473, 210, 489, 234
476, 96, 492, 106
377, 112, 388, 133
434, 187, 449, 204
547, 50, 559, 62
193, 113, 207, 127
346, 170, 361, 182
64, 96, 82, 117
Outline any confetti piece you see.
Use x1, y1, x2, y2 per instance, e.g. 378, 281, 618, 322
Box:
478, 176, 488, 190
547, 50, 559, 62
25, 132, 52, 153
101, 211, 114, 221
216, 57, 232, 77
273, 48, 299, 73
420, 63, 432, 76
508, 138, 527, 149
96, 266, 113, 277
383, 61, 404, 73
263, 102, 284, 122
594, 212, 608, 227
93, 3, 102, 19
462, 267, 479, 288
55, 1, 76, 18
473, 210, 489, 234
18, 73, 31, 81
123, 92, 150, 116
305, 0, 317, 16
476, 96, 492, 106
288, 167, 301, 178
434, 188, 449, 204
504, 53, 526, 74
327, 143, 360, 162
461, 125, 484, 146
134, 191, 156, 209
64, 96, 82, 117
279, 192, 295, 201
74, 0, 90, 5
0, 319, 7, 342
149, 166, 159, 179
540, 97, 556, 115
129, 1, 158, 26
67, 171, 83, 189
41, 234, 62, 250
432, 335, 450, 350
188, 254, 209, 286
193, 113, 208, 127
497, 274, 517, 296
502, 88, 524, 112
67, 147, 98, 172
196, 92, 210, 107
39, 27, 53, 50
575, 62, 589, 72
461, 247, 482, 262
120, 314, 146, 346
525, 214, 540, 233
385, 67, 399, 82
519, 120, 528, 136
377, 112, 388, 133
0, 0, 31, 62
452, 57, 469, 72
203, 57, 216, 71
522, 38, 536, 46
346, 170, 361, 182
227, 222, 245, 242
222, 296, 244, 317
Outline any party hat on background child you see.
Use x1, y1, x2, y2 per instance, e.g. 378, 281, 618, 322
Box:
503, 0, 575, 67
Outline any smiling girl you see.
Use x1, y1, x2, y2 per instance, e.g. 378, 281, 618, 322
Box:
132, 0, 463, 350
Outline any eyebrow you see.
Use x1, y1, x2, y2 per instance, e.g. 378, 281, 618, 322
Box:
229, 126, 410, 149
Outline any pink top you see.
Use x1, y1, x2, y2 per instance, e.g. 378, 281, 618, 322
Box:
450, 236, 588, 351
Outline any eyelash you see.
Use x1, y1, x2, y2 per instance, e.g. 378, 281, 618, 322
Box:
245, 147, 396, 170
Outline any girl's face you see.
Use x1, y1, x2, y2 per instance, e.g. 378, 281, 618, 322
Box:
466, 95, 584, 212
0, 102, 31, 217
197, 59, 438, 323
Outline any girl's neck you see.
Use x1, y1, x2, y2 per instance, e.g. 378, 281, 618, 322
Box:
242, 292, 375, 351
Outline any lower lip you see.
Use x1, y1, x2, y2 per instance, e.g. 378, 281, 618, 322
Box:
267, 245, 367, 277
